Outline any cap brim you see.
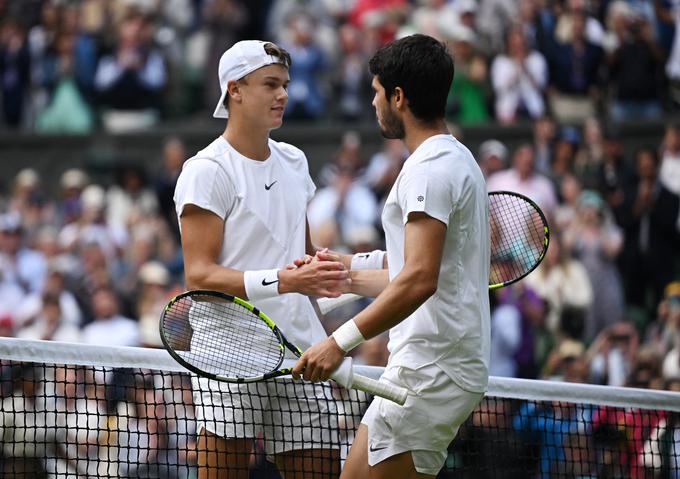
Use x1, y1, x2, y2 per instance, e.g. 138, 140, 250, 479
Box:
213, 89, 229, 119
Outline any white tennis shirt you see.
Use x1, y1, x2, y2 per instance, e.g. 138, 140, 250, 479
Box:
382, 134, 490, 393
174, 136, 327, 351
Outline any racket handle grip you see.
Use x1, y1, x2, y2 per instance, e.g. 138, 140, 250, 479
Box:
317, 293, 362, 314
350, 373, 408, 406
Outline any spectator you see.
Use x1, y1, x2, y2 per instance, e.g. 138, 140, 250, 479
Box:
532, 114, 557, 175
658, 0, 680, 109
0, 211, 48, 294
490, 25, 547, 124
608, 13, 664, 122
477, 139, 509, 179
106, 164, 159, 231
444, 24, 490, 125
57, 168, 89, 226
281, 12, 328, 120
486, 143, 559, 216
619, 147, 680, 313
544, 9, 605, 123
563, 191, 626, 341
331, 23, 372, 122
153, 136, 187, 234
525, 232, 593, 336
0, 19, 30, 128
16, 291, 80, 342
659, 122, 680, 196
81, 287, 139, 346
360, 138, 407, 202
94, 10, 167, 132
554, 173, 583, 231
573, 116, 604, 186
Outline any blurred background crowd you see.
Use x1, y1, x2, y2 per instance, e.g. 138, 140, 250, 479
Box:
0, 0, 679, 395
0, 0, 679, 131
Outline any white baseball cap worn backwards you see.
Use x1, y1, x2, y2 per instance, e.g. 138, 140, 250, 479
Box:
213, 40, 289, 119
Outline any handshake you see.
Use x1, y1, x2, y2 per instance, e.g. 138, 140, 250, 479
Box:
277, 248, 352, 298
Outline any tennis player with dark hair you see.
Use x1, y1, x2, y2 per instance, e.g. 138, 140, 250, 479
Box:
293, 34, 490, 478
174, 40, 349, 479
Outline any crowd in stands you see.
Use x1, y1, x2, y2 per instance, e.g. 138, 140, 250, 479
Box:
1, 0, 680, 477
0, 0, 680, 131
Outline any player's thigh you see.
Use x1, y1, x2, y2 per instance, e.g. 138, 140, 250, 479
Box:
197, 429, 251, 479
369, 451, 435, 479
340, 424, 369, 479
275, 447, 340, 479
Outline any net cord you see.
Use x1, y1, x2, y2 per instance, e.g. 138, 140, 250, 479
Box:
1, 337, 679, 412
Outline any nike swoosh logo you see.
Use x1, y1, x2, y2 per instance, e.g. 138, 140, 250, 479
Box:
369, 444, 388, 452
265, 181, 277, 190
262, 278, 279, 286
357, 254, 370, 259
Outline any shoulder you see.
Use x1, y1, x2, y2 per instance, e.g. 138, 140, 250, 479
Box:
269, 139, 310, 173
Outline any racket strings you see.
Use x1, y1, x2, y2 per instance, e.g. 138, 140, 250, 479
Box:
489, 194, 547, 285
162, 296, 283, 379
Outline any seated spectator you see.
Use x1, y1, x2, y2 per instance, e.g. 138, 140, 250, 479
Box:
477, 139, 509, 179
544, 9, 605, 123
490, 25, 547, 124
486, 143, 558, 216
0, 211, 48, 294
153, 136, 186, 235
359, 138, 407, 202
644, 281, 680, 359
532, 115, 557, 175
81, 287, 139, 346
94, 10, 166, 132
553, 173, 583, 231
608, 13, 664, 122
444, 24, 490, 125
16, 291, 80, 342
106, 164, 159, 231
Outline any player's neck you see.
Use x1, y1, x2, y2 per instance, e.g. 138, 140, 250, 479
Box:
223, 122, 271, 161
402, 117, 450, 154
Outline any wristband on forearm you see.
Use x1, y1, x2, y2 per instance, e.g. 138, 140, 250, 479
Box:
350, 250, 386, 270
332, 319, 366, 352
243, 268, 281, 302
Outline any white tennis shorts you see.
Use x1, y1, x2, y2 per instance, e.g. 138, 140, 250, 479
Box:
362, 363, 484, 476
192, 376, 339, 456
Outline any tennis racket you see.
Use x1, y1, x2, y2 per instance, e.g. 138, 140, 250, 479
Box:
317, 190, 549, 314
159, 290, 407, 405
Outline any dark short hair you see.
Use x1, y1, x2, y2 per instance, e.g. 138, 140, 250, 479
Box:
368, 34, 454, 123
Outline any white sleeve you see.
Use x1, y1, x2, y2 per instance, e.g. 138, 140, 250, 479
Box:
397, 167, 454, 226
173, 159, 235, 221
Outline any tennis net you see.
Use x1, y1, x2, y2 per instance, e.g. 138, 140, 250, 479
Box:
0, 337, 679, 478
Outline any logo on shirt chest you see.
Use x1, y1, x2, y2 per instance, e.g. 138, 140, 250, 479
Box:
265, 180, 277, 190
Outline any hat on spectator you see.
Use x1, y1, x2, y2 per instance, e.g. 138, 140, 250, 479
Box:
440, 23, 477, 44
15, 168, 40, 188
60, 168, 89, 190
213, 40, 290, 119
138, 261, 170, 286
0, 211, 22, 232
664, 281, 680, 298
479, 140, 508, 163
557, 339, 585, 361
80, 185, 106, 210
455, 0, 478, 14
662, 348, 680, 381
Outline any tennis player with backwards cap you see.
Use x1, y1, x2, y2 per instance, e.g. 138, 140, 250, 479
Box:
174, 40, 349, 479
293, 34, 491, 478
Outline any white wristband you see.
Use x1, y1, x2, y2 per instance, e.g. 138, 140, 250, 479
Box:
332, 319, 365, 352
243, 269, 281, 302
350, 250, 386, 270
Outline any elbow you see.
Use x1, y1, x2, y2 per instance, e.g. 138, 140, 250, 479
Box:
184, 265, 211, 290
410, 274, 438, 303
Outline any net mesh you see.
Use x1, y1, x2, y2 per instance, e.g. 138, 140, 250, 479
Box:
0, 338, 679, 478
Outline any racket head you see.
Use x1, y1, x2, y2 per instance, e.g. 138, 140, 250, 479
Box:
159, 290, 288, 383
488, 191, 549, 290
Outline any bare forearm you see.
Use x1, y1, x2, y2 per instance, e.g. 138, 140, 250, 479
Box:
353, 268, 436, 339
185, 264, 247, 297
349, 269, 389, 297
